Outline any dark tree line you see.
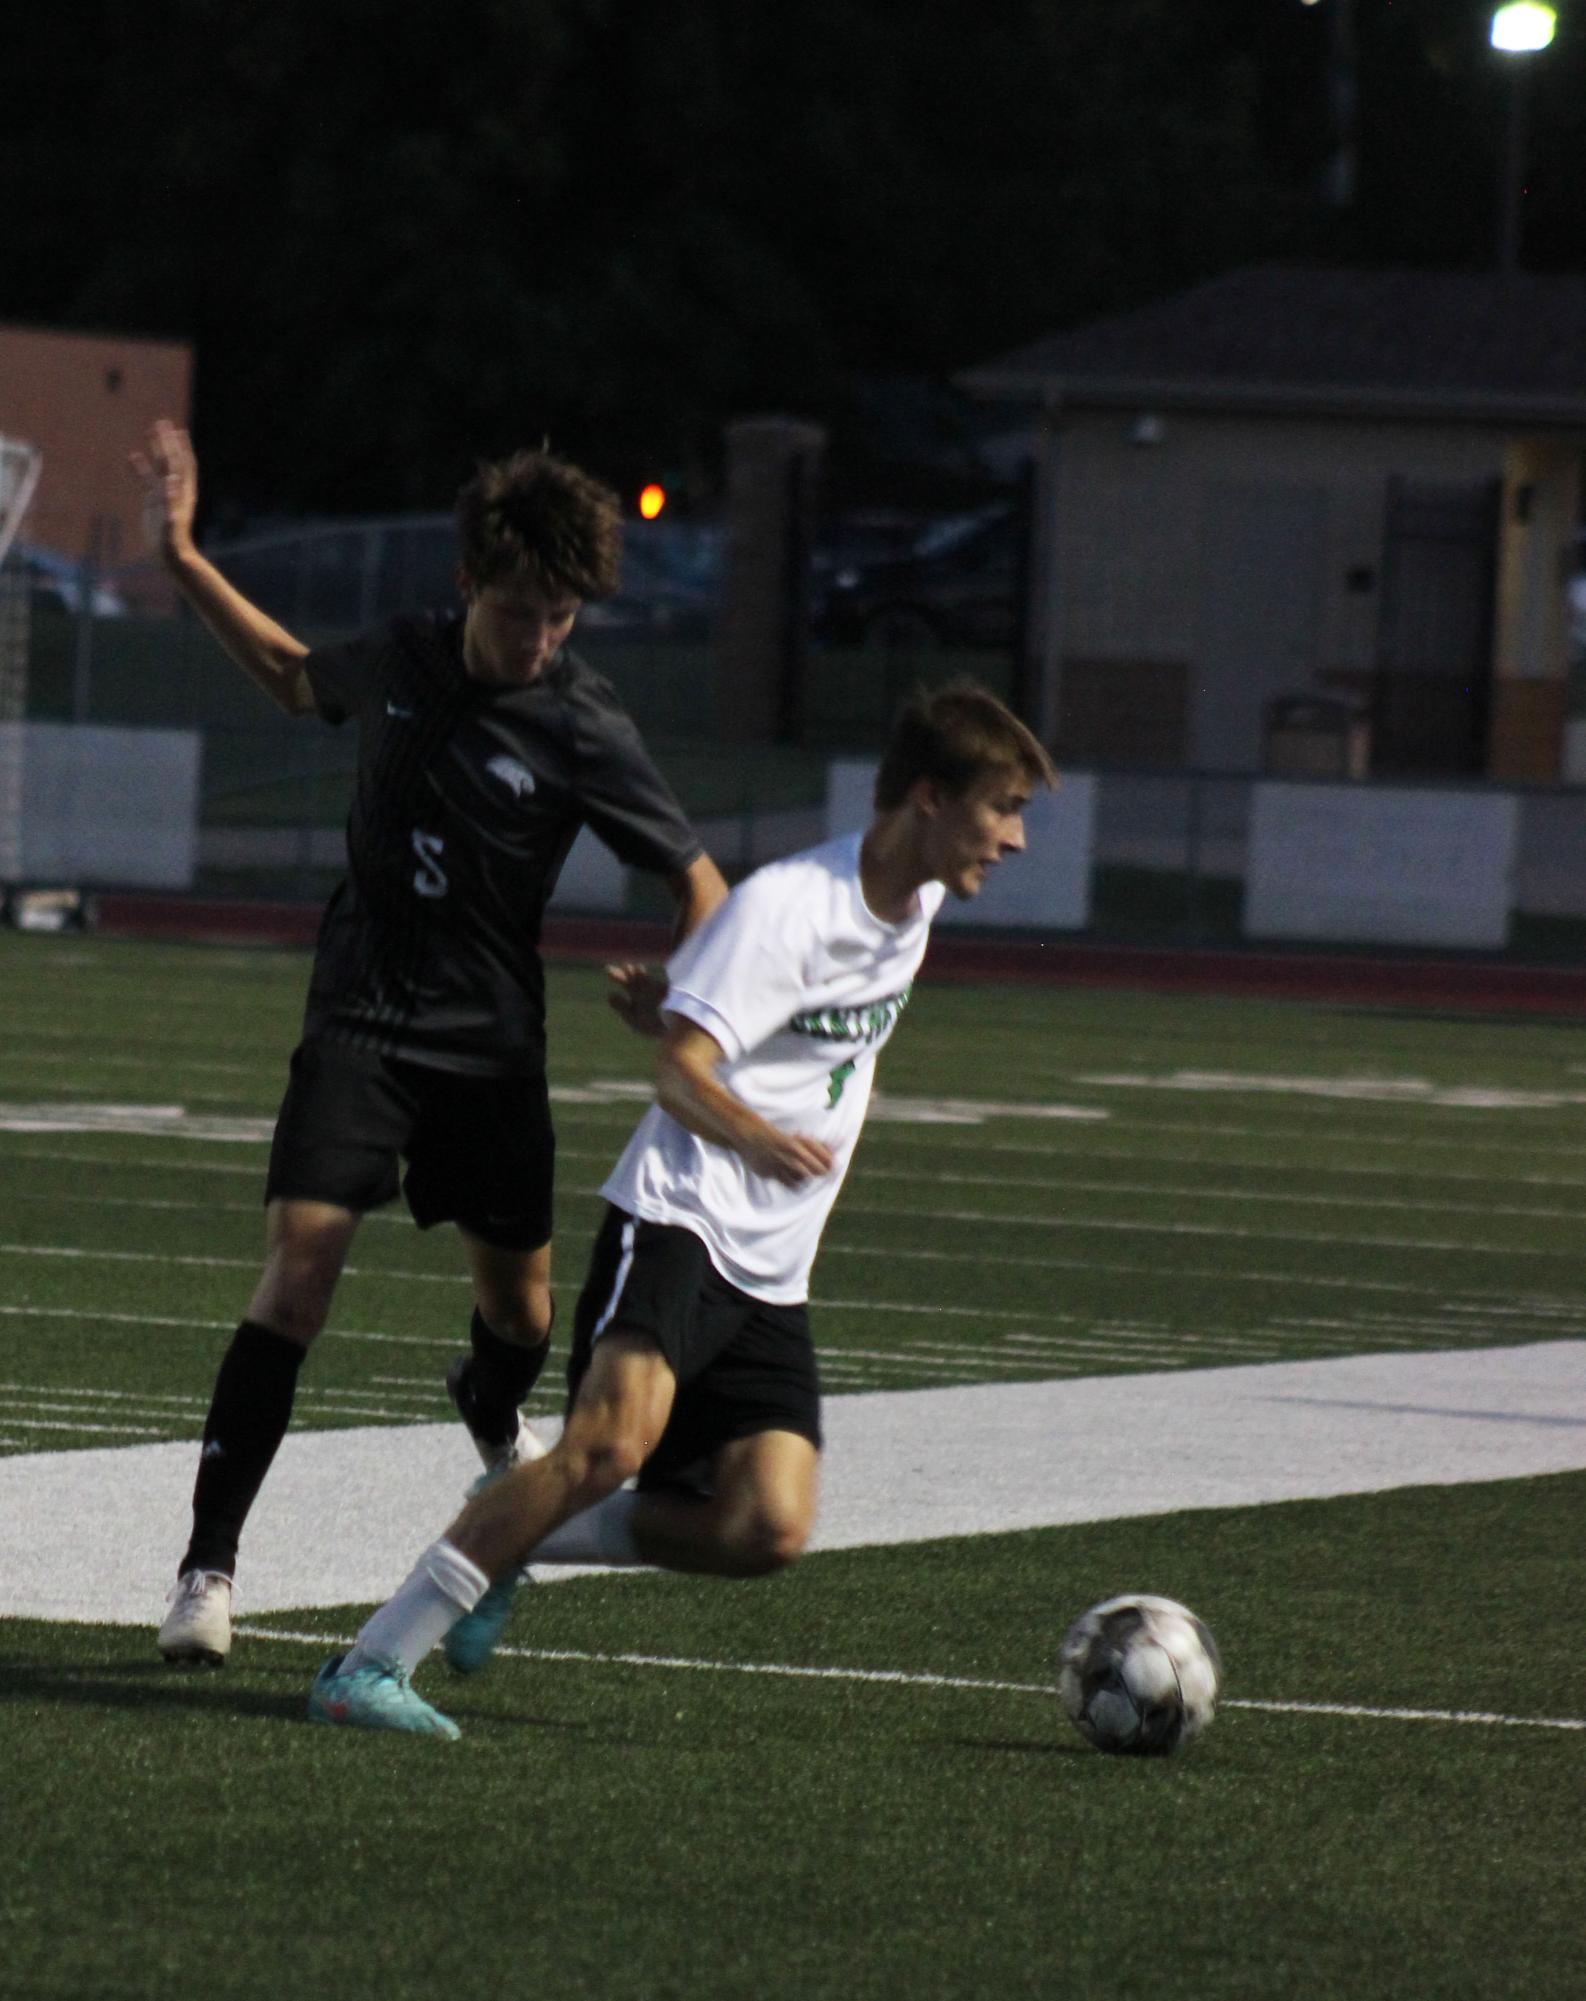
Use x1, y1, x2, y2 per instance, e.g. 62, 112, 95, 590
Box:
9, 0, 1584, 516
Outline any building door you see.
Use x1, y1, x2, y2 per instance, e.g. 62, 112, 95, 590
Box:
1193, 481, 1328, 771
1371, 479, 1499, 776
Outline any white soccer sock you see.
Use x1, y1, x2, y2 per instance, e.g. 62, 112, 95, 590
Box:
525, 1491, 643, 1568
344, 1538, 490, 1678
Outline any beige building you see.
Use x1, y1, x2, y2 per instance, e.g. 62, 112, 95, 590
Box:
0, 322, 193, 573
963, 267, 1586, 781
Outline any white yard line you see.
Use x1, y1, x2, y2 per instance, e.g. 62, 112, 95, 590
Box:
838, 1200, 1559, 1259
229, 1625, 1586, 1737
23, 1136, 1586, 1199
2, 1341, 1581, 1626
821, 1238, 1586, 1303
0, 1305, 458, 1348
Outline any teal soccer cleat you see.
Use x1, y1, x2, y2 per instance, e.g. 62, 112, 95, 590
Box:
307, 1653, 461, 1740
443, 1573, 522, 1676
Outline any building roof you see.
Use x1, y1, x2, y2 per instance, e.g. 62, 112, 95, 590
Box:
961, 265, 1586, 427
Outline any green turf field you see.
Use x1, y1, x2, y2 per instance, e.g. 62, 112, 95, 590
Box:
1, 932, 1583, 1998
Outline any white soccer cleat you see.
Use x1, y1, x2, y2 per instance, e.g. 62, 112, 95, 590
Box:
486, 1413, 548, 1478
446, 1358, 549, 1482
157, 1569, 234, 1667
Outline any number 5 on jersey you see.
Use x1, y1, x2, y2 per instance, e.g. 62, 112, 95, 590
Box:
412, 828, 448, 899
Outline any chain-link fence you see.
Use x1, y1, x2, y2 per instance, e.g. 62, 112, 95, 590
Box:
8, 520, 1586, 955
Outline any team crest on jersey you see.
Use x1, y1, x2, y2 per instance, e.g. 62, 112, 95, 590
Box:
788, 985, 912, 1046
486, 754, 537, 800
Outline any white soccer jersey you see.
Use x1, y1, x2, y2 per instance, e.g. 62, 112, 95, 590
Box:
601, 831, 945, 1303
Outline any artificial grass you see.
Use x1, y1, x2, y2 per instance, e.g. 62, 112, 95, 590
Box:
3, 1475, 1583, 2000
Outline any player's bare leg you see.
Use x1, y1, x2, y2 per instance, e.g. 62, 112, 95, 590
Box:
328, 1335, 676, 1695
450, 1333, 676, 1573
248, 1198, 362, 1344
438, 1424, 814, 1681
623, 1430, 818, 1577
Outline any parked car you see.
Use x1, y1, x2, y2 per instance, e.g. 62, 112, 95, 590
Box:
811, 503, 1018, 650
580, 520, 720, 643
11, 542, 126, 617
211, 514, 720, 640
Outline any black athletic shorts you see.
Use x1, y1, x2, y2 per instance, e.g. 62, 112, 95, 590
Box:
567, 1204, 822, 1492
264, 1040, 555, 1250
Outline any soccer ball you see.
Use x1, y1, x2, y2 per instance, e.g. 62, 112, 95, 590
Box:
1057, 1594, 1222, 1756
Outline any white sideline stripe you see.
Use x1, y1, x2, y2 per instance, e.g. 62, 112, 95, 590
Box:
5, 1223, 1577, 1295
1219, 1697, 1586, 1732
0, 1306, 454, 1349
853, 1165, 1586, 1226
1075, 1070, 1586, 1113
860, 1141, 1586, 1193
840, 1201, 1556, 1260
1, 1415, 165, 1437
822, 1240, 1586, 1304
12, 1172, 1586, 1238
23, 1137, 1586, 1201
14, 1099, 1586, 1166
4, 1342, 1584, 1625
0, 1242, 467, 1285
10, 1146, 1580, 1258
0, 1051, 259, 1076
230, 1626, 1586, 1734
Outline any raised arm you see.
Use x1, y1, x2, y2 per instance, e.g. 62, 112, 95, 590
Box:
655, 1018, 834, 1188
130, 421, 316, 717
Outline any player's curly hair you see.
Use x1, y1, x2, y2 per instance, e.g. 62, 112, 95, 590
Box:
455, 448, 623, 601
873, 680, 1057, 810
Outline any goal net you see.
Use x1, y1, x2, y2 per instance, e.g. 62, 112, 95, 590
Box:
0, 436, 41, 883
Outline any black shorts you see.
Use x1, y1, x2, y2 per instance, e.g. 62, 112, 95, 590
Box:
567, 1205, 822, 1492
264, 1040, 554, 1251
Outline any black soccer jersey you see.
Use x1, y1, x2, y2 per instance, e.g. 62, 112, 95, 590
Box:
298, 613, 702, 1074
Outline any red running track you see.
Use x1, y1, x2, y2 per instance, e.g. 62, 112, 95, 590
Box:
87, 892, 1586, 1016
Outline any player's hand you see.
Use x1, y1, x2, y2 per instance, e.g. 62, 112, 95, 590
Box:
743, 1129, 837, 1188
606, 962, 669, 1038
128, 419, 198, 563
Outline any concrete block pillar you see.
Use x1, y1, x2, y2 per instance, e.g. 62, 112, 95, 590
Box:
713, 416, 826, 743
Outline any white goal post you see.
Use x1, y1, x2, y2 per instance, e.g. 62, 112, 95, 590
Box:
0, 434, 42, 569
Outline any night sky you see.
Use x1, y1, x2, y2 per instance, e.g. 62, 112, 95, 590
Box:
8, 0, 1583, 512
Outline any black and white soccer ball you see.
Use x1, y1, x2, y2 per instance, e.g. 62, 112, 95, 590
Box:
1057, 1594, 1222, 1756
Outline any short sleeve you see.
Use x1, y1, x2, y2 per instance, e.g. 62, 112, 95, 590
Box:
663, 871, 809, 1062
572, 699, 703, 877
301, 626, 391, 726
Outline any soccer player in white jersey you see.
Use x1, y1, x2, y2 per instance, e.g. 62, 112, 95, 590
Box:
307, 682, 1056, 1737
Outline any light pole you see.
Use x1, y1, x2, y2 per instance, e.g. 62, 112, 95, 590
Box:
1299, 0, 1358, 211
1491, 2, 1558, 271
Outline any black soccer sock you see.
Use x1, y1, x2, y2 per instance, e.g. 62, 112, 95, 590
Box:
456, 1307, 551, 1448
179, 1320, 307, 1579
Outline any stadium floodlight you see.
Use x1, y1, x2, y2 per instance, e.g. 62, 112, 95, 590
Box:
1491, 3, 1557, 53
1491, 4, 1558, 268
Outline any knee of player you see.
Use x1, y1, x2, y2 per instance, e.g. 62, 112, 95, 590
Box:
252, 1293, 327, 1348
564, 1431, 647, 1504
479, 1289, 554, 1348
739, 1510, 809, 1577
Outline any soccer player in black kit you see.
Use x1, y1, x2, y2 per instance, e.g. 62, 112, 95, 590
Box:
131, 420, 726, 1666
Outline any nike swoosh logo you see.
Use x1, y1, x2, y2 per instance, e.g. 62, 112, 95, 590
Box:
386, 702, 414, 719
